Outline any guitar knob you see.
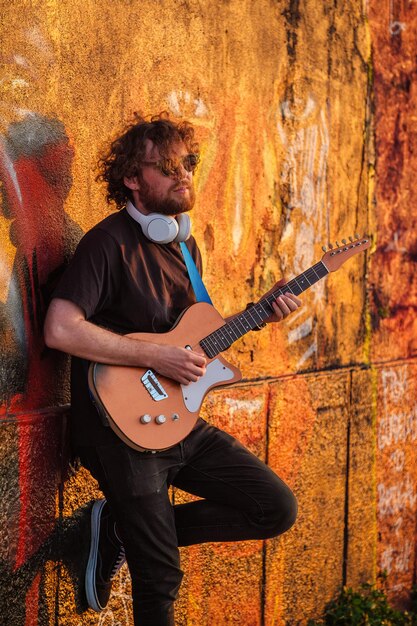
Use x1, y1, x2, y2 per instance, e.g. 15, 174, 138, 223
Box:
172, 413, 180, 421
155, 415, 167, 425
140, 414, 152, 424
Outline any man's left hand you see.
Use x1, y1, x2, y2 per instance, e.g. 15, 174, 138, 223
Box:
263, 279, 302, 323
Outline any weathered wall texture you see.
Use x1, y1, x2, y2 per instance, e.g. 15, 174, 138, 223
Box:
0, 0, 416, 624
368, 0, 417, 609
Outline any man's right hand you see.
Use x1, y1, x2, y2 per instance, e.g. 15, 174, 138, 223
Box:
150, 344, 207, 385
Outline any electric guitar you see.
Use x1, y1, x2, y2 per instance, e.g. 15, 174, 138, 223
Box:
88, 235, 371, 451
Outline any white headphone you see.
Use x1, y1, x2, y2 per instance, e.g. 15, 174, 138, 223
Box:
126, 200, 191, 244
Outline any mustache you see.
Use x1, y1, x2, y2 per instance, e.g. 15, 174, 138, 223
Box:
171, 183, 191, 191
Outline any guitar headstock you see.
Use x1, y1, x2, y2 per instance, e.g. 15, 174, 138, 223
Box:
321, 234, 371, 272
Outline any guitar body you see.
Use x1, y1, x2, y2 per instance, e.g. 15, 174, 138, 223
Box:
88, 302, 242, 451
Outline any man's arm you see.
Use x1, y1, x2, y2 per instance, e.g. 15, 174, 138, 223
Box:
44, 298, 206, 385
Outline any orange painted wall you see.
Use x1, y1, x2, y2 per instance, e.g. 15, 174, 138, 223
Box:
0, 0, 416, 624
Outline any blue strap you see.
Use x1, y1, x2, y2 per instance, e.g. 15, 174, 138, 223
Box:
180, 241, 213, 305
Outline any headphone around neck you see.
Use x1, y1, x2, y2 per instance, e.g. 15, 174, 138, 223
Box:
126, 201, 191, 244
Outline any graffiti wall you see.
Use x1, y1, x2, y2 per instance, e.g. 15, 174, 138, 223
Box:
0, 0, 416, 624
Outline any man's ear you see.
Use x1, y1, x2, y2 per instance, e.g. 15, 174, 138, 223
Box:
124, 176, 140, 191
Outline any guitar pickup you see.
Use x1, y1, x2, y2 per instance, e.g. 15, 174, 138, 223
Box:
141, 370, 168, 402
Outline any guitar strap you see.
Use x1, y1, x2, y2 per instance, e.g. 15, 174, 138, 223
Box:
179, 241, 213, 305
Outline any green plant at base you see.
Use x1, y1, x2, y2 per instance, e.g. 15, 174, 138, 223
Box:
307, 580, 417, 626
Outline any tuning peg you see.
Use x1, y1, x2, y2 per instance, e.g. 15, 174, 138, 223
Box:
322, 245, 327, 252
355, 232, 360, 239
349, 236, 354, 242
328, 243, 333, 249
342, 239, 347, 244
336, 241, 340, 247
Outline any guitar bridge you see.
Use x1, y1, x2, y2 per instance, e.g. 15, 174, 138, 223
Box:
141, 370, 168, 402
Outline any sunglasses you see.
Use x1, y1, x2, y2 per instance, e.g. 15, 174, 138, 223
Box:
141, 153, 200, 178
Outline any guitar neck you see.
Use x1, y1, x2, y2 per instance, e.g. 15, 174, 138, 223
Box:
200, 261, 329, 359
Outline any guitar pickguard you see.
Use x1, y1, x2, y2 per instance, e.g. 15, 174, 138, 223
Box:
181, 358, 235, 412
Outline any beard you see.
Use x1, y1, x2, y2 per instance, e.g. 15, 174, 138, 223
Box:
136, 178, 195, 216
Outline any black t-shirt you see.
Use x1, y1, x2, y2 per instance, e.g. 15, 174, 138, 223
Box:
53, 208, 202, 447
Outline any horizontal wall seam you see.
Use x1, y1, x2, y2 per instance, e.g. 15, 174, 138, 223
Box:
238, 357, 417, 386
0, 404, 70, 424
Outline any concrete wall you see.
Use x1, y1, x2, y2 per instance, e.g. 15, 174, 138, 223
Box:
0, 0, 416, 624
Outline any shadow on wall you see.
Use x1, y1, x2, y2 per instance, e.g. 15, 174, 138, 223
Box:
0, 114, 85, 624
0, 113, 83, 410
0, 501, 97, 624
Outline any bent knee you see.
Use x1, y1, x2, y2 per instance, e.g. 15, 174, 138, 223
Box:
261, 488, 298, 538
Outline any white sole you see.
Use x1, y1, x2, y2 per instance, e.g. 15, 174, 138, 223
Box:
85, 499, 106, 612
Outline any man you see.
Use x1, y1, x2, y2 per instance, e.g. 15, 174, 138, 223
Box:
44, 114, 301, 626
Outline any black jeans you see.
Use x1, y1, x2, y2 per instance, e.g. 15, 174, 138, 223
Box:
78, 418, 297, 626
